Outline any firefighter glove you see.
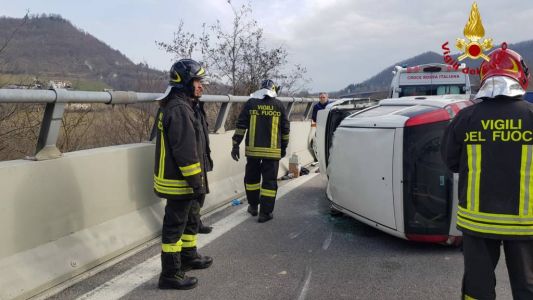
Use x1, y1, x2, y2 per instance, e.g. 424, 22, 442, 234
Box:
231, 146, 240, 161
281, 148, 287, 158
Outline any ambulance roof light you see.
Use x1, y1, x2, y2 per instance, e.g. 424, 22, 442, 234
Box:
423, 66, 442, 72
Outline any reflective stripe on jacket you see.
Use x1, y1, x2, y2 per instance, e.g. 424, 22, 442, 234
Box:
232, 96, 290, 160
441, 96, 533, 239
154, 94, 212, 200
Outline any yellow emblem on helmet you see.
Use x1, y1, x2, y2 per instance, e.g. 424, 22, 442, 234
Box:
171, 71, 182, 83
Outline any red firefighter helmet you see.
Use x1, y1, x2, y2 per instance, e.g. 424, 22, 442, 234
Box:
480, 44, 530, 90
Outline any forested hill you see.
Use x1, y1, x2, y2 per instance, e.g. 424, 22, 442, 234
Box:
0, 15, 165, 91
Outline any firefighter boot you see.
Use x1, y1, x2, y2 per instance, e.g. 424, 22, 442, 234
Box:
198, 224, 213, 234
247, 205, 258, 216
181, 250, 213, 272
158, 252, 198, 290
258, 212, 273, 223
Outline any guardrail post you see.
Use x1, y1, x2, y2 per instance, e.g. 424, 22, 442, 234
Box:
213, 95, 233, 133
285, 98, 295, 119
35, 96, 65, 160
303, 102, 314, 120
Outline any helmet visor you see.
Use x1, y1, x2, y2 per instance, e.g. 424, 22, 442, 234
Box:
475, 75, 526, 99
155, 86, 173, 101
250, 88, 277, 99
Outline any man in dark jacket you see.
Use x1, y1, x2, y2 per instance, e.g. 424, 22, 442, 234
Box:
231, 79, 290, 223
154, 59, 213, 290
441, 45, 533, 300
309, 92, 331, 163
311, 92, 330, 124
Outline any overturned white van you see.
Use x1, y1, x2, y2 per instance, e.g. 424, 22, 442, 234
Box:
316, 95, 474, 245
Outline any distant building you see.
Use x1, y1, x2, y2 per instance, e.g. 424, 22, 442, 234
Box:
1, 78, 73, 90
66, 103, 91, 111
48, 80, 72, 89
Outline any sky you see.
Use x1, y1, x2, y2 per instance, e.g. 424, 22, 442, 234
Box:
2, 0, 533, 92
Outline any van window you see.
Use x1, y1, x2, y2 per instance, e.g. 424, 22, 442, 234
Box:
400, 86, 430, 97
399, 85, 465, 97
436, 85, 461, 95
403, 121, 453, 234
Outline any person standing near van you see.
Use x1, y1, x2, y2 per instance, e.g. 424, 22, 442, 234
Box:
309, 92, 330, 163
441, 45, 533, 299
231, 79, 290, 223
311, 92, 331, 125
154, 59, 213, 290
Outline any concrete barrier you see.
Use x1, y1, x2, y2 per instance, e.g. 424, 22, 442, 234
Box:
0, 121, 314, 300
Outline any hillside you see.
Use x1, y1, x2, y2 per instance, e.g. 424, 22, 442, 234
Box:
339, 40, 533, 96
0, 15, 166, 91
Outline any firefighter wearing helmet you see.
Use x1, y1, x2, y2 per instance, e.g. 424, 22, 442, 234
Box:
153, 59, 213, 290
441, 44, 533, 299
231, 79, 290, 223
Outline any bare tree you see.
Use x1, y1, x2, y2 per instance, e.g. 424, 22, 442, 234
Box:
156, 1, 309, 96
0, 103, 43, 160
0, 11, 35, 160
59, 108, 95, 151
0, 10, 29, 57
156, 20, 198, 61
276, 64, 311, 96
237, 24, 288, 94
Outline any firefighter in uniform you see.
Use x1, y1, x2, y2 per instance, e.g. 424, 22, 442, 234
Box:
231, 79, 290, 223
154, 59, 213, 290
441, 44, 533, 299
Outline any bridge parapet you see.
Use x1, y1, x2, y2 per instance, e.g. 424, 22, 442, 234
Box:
0, 120, 314, 300
0, 88, 379, 299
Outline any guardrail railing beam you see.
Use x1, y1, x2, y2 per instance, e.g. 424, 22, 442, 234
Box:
0, 88, 328, 159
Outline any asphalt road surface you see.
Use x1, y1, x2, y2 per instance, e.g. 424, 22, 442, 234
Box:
46, 174, 512, 300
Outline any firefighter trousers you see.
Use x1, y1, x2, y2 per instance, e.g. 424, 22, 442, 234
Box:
244, 158, 279, 215
462, 234, 533, 300
161, 196, 202, 274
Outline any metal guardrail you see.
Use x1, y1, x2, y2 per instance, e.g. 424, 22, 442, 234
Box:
0, 88, 372, 160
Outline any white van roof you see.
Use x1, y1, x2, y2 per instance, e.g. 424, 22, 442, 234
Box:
379, 94, 471, 108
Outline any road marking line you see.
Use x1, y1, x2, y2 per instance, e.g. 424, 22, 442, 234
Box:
297, 266, 313, 300
322, 231, 333, 250
77, 173, 318, 300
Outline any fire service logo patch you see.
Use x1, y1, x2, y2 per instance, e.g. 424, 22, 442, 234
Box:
442, 2, 497, 75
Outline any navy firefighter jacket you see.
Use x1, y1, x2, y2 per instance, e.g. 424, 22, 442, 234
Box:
441, 96, 533, 240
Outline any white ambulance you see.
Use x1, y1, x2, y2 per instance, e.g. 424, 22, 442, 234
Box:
390, 63, 471, 98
